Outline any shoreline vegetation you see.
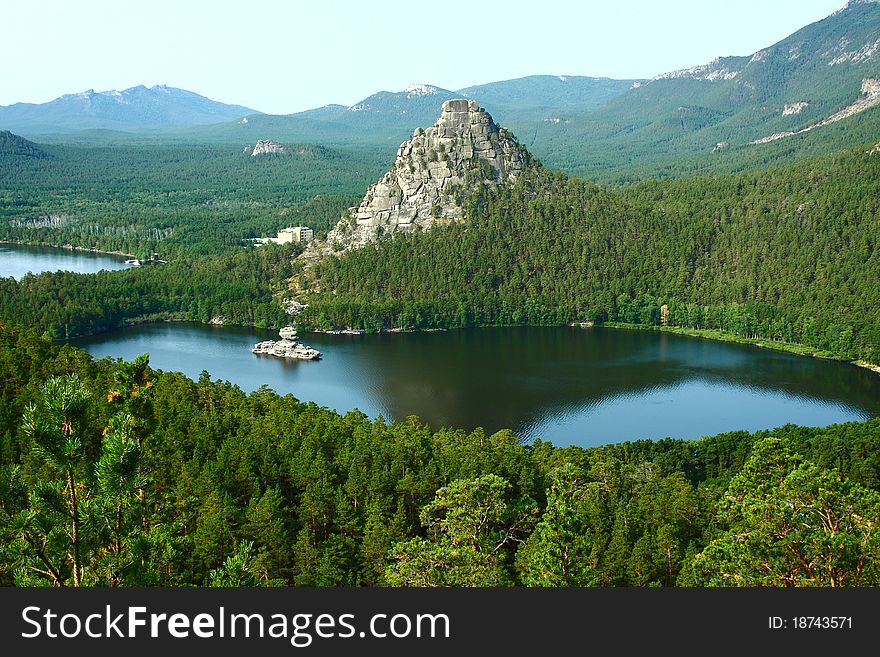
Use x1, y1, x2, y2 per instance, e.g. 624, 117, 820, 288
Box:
0, 238, 134, 259
71, 308, 880, 378
601, 321, 835, 357
3, 317, 879, 587
9, 247, 865, 374
4, 241, 877, 376
600, 322, 880, 376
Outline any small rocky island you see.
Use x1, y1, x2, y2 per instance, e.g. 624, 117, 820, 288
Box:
252, 326, 321, 360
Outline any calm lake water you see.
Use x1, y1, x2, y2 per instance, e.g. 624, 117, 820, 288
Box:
70, 322, 880, 448
0, 243, 131, 279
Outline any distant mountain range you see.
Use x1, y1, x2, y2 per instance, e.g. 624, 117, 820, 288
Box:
191, 0, 880, 178
0, 77, 639, 141
2, 0, 878, 181
202, 76, 641, 147
0, 85, 257, 135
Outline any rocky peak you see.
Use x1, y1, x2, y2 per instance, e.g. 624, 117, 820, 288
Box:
248, 139, 286, 156
311, 99, 528, 254
405, 83, 441, 96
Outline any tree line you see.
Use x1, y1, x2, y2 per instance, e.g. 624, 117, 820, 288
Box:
0, 247, 293, 338
298, 144, 880, 363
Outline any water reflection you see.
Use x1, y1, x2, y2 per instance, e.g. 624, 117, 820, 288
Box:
0, 244, 131, 279
71, 323, 880, 448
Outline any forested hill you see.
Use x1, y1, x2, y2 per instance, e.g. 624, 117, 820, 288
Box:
0, 130, 46, 158
298, 142, 880, 364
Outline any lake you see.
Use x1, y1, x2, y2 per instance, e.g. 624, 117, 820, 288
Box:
70, 322, 880, 448
0, 243, 132, 279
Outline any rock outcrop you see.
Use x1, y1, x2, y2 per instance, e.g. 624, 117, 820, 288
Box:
753, 77, 880, 144
861, 77, 880, 96
248, 139, 286, 156
783, 101, 809, 116
310, 99, 528, 256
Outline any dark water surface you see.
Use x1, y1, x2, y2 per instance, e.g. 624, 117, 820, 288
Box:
70, 323, 880, 448
0, 243, 131, 279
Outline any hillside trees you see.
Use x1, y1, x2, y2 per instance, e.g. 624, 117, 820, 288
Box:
1, 357, 154, 585
0, 322, 878, 586
385, 474, 538, 587
299, 146, 880, 362
684, 438, 880, 586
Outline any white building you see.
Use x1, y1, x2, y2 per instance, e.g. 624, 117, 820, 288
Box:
276, 226, 314, 244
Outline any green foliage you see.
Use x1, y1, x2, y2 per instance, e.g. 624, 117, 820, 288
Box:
2, 364, 153, 586
0, 322, 877, 587
207, 541, 262, 587
516, 464, 599, 586
12, 375, 91, 586
684, 438, 880, 586
301, 146, 880, 363
0, 131, 47, 159
386, 474, 537, 586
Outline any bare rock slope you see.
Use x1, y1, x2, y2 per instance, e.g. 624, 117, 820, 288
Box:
306, 99, 529, 258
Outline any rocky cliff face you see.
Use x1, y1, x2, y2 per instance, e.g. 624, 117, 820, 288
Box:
310, 99, 528, 255
248, 139, 286, 156
861, 77, 880, 96
753, 77, 880, 145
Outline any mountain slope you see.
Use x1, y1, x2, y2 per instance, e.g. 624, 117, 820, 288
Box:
0, 130, 47, 158
533, 0, 880, 178
0, 85, 258, 135
297, 137, 880, 363
458, 75, 641, 123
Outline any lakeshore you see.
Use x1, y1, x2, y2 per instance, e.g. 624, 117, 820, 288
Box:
67, 322, 880, 447
3, 241, 877, 377
0, 239, 134, 259
601, 322, 880, 377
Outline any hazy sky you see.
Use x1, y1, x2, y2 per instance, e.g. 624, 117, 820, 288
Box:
2, 0, 846, 114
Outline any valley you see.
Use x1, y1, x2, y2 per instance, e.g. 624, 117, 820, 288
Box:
1, 0, 879, 591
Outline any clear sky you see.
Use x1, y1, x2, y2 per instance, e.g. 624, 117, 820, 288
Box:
2, 0, 846, 114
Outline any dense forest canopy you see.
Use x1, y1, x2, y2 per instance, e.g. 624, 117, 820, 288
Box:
299, 144, 880, 363
0, 140, 387, 255
1, 320, 878, 587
